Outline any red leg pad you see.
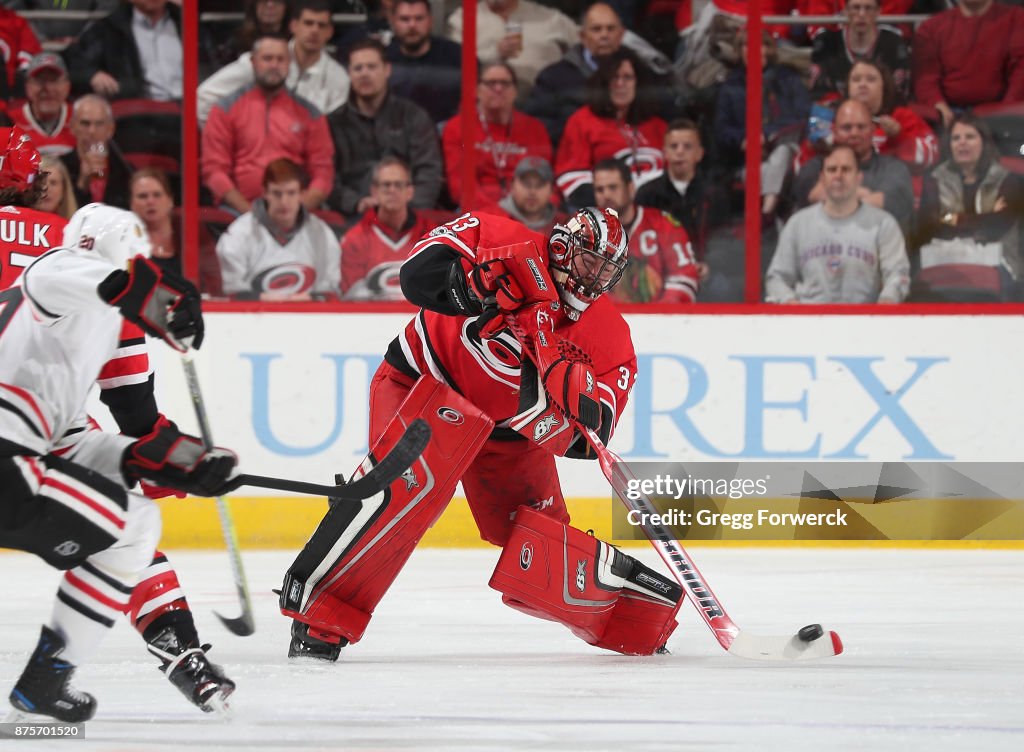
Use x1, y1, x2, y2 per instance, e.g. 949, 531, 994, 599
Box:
489, 506, 626, 646
489, 506, 681, 655
280, 375, 494, 644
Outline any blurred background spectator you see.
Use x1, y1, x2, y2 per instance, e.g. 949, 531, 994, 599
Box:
809, 0, 911, 101
216, 157, 341, 300
326, 38, 441, 215
198, 0, 348, 125
33, 155, 78, 220
767, 144, 909, 303
130, 166, 179, 273
340, 156, 435, 300
210, 0, 292, 69
913, 114, 1024, 301
201, 33, 335, 214
714, 28, 810, 218
386, 0, 464, 124
490, 156, 564, 233
555, 47, 665, 209
793, 99, 914, 232
335, 0, 393, 61
63, 0, 183, 100
1, 4, 41, 101
635, 118, 727, 267
593, 158, 700, 304
442, 61, 551, 208
448, 0, 579, 99
846, 60, 938, 178
8, 52, 76, 157
912, 0, 1024, 127
61, 94, 132, 208
524, 2, 626, 144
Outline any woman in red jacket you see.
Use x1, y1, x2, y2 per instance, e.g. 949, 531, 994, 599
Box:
554, 47, 666, 210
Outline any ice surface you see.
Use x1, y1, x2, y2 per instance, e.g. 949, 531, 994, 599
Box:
1, 547, 1021, 751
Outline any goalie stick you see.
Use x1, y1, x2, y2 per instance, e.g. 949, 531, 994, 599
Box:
500, 303, 842, 661
582, 425, 844, 662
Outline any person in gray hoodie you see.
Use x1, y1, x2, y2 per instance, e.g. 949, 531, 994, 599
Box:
766, 144, 909, 304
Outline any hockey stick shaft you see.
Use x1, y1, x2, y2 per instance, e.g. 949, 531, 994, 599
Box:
580, 427, 741, 650
180, 353, 255, 636
223, 418, 431, 499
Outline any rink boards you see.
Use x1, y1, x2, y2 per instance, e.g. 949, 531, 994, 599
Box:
134, 312, 1024, 548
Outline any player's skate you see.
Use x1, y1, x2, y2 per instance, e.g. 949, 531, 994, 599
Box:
146, 626, 235, 714
6, 626, 96, 724
288, 620, 346, 662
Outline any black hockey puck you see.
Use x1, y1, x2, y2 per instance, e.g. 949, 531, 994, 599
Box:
798, 623, 824, 642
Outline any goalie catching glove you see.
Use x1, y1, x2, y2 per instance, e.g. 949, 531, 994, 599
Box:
445, 242, 558, 339
99, 255, 205, 352
122, 417, 238, 497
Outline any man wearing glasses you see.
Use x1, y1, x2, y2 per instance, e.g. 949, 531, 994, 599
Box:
340, 156, 441, 300
442, 62, 551, 207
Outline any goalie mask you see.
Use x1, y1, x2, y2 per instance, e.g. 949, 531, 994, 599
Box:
63, 203, 152, 268
548, 207, 628, 318
0, 126, 42, 191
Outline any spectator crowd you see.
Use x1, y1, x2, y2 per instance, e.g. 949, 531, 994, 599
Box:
1, 0, 1022, 303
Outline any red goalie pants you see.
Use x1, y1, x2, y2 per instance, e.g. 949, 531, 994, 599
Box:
370, 363, 571, 546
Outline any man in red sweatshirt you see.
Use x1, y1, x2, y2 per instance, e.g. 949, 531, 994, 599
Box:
912, 0, 1024, 127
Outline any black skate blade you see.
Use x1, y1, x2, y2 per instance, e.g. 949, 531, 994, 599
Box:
215, 610, 255, 637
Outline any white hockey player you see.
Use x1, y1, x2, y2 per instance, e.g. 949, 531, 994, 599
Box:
0, 198, 238, 724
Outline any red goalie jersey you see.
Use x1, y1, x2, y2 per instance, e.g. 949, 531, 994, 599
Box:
385, 211, 637, 454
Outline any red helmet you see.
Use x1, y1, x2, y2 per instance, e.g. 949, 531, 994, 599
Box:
548, 207, 628, 315
0, 126, 42, 191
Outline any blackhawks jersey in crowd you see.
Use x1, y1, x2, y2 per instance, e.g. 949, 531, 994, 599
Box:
611, 206, 699, 304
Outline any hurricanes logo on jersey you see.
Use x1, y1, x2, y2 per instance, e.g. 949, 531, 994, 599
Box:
533, 413, 559, 441
575, 559, 587, 592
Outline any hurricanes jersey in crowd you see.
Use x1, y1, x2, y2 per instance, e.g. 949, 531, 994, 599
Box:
0, 205, 66, 289
611, 206, 699, 304
386, 211, 637, 440
555, 108, 666, 202
215, 205, 340, 298
340, 209, 436, 301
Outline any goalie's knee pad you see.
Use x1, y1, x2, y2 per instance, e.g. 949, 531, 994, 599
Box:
280, 376, 494, 644
489, 506, 683, 655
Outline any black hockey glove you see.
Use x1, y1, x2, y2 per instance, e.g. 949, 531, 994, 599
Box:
123, 417, 238, 497
99, 255, 205, 352
444, 260, 486, 317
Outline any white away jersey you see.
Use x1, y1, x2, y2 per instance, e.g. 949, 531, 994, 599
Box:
0, 246, 125, 454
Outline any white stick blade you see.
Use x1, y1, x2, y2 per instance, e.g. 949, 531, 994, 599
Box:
727, 629, 844, 662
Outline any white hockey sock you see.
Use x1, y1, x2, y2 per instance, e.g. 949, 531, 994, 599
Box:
49, 561, 134, 665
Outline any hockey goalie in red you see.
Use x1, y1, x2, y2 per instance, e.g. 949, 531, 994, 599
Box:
280, 208, 685, 660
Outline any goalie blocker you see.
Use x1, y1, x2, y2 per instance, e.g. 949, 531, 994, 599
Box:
279, 375, 681, 657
